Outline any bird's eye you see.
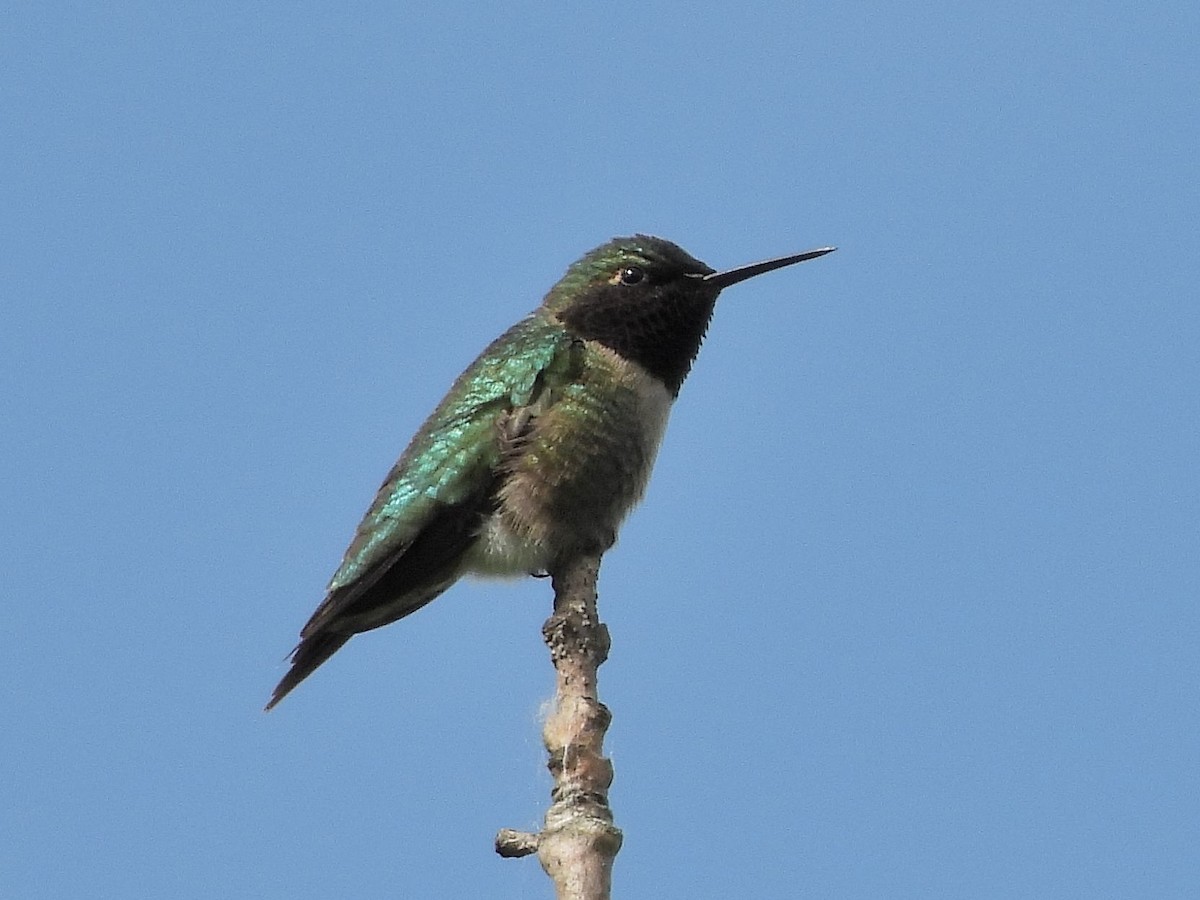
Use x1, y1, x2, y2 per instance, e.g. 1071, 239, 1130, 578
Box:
619, 266, 644, 285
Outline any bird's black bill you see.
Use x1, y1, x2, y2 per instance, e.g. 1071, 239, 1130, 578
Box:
703, 246, 836, 289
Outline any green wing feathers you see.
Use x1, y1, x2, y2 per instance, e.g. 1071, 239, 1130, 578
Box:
325, 316, 577, 596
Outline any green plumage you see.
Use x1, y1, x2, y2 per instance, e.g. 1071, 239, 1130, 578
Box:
328, 316, 576, 594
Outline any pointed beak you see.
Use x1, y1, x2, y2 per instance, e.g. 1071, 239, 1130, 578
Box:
703, 246, 836, 289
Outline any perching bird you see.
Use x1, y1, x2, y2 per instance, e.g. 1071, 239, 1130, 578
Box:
267, 235, 834, 709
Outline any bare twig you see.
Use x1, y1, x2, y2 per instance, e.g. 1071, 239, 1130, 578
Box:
495, 553, 622, 899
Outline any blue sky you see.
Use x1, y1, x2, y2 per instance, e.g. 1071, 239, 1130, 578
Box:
3, 3, 1198, 897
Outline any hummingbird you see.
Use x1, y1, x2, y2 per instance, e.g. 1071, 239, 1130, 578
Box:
267, 235, 834, 709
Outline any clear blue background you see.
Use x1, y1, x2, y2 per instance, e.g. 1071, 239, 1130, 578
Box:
4, 3, 1197, 898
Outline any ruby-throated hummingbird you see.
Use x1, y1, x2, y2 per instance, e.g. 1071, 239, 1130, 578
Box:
267, 235, 834, 709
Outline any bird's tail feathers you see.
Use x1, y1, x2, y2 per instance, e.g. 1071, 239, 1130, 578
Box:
265, 631, 351, 711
